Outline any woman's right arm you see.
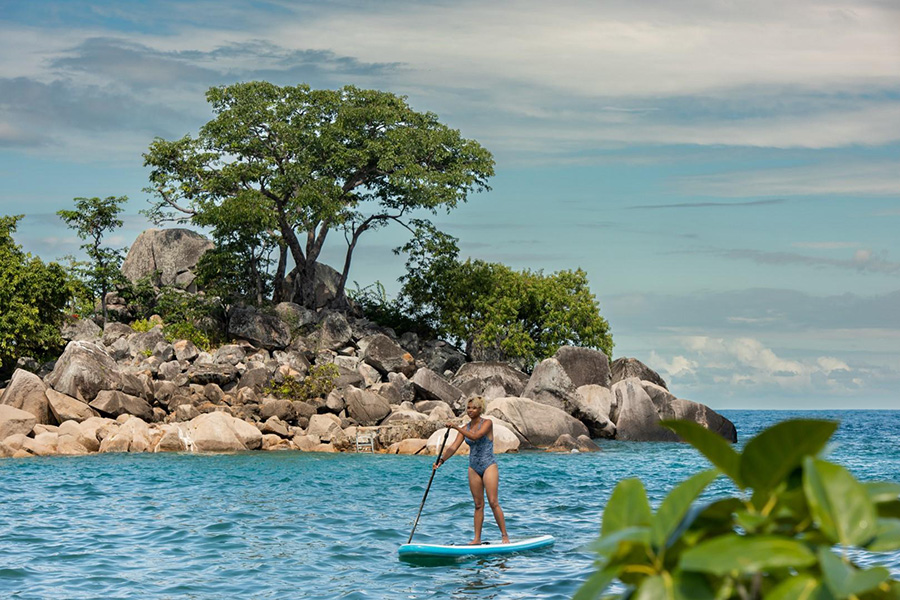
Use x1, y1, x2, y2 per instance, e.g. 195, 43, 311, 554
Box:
435, 430, 464, 468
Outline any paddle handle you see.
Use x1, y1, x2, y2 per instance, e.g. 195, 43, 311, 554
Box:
407, 426, 452, 544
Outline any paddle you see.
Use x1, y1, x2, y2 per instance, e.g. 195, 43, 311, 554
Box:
407, 426, 452, 544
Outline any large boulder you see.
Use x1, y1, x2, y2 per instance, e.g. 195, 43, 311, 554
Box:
128, 327, 167, 359
187, 363, 239, 386
186, 412, 263, 452
46, 389, 98, 423
344, 387, 391, 426
452, 362, 529, 399
417, 341, 466, 375
553, 346, 611, 388
411, 368, 464, 411
61, 318, 102, 342
89, 390, 154, 422
99, 416, 152, 453
274, 302, 318, 333
485, 397, 589, 446
315, 312, 353, 351
121, 228, 213, 290
362, 334, 416, 376
667, 399, 737, 443
0, 368, 50, 424
575, 385, 617, 438
521, 358, 581, 413
612, 378, 678, 441
45, 341, 123, 403
611, 357, 668, 390
0, 404, 37, 439
227, 307, 291, 350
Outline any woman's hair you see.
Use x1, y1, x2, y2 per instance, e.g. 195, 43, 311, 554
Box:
467, 396, 486, 413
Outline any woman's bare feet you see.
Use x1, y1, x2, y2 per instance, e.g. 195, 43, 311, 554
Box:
467, 539, 482, 545
501, 536, 510, 544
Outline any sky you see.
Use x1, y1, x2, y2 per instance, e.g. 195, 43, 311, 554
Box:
1, 0, 898, 409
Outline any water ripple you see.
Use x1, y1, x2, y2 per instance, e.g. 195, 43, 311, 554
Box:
0, 410, 897, 598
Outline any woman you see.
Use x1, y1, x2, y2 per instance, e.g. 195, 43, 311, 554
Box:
433, 396, 510, 544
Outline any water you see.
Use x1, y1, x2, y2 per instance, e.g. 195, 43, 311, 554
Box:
2, 410, 898, 599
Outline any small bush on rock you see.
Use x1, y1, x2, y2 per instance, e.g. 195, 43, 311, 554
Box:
131, 318, 154, 333
576, 419, 900, 599
163, 321, 211, 351
266, 364, 340, 401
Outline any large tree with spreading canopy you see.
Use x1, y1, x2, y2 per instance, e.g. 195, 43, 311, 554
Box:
143, 81, 494, 308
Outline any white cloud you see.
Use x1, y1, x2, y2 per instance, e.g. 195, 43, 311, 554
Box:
654, 335, 855, 391
678, 160, 900, 197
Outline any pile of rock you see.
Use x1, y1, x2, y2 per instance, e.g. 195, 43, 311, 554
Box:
0, 303, 735, 459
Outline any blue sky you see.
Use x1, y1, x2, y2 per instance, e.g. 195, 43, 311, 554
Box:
1, 0, 898, 408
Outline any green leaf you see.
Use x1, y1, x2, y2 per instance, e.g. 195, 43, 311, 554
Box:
633, 575, 669, 600
803, 457, 878, 546
868, 518, 900, 552
602, 479, 652, 536
660, 420, 742, 486
651, 469, 719, 548
671, 572, 715, 600
572, 567, 618, 600
590, 526, 651, 558
818, 547, 890, 598
679, 534, 816, 575
865, 481, 900, 504
740, 419, 837, 493
766, 575, 835, 600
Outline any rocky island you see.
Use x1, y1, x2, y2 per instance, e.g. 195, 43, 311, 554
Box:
0, 229, 736, 460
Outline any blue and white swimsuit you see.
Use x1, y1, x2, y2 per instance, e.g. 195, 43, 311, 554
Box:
465, 420, 497, 477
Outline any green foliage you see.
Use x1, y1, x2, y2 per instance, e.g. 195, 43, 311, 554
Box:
348, 281, 435, 339
192, 193, 277, 306
143, 81, 494, 307
0, 215, 75, 373
576, 419, 900, 600
57, 196, 127, 323
265, 364, 340, 402
397, 223, 613, 367
162, 321, 211, 351
130, 318, 154, 333
117, 274, 158, 320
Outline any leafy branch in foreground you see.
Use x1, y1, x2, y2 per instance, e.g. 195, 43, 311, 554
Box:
576, 419, 900, 599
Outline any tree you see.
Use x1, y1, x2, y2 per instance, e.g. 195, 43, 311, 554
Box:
0, 215, 74, 374
192, 194, 277, 306
397, 224, 613, 369
57, 196, 127, 325
143, 81, 494, 308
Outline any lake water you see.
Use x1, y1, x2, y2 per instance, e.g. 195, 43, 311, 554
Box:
2, 410, 899, 599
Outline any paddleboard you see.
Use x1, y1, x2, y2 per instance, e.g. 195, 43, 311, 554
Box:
399, 534, 554, 558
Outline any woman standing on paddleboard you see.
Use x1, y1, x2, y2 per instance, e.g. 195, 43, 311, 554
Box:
433, 396, 510, 544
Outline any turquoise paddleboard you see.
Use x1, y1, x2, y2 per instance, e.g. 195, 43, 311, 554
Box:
399, 534, 555, 558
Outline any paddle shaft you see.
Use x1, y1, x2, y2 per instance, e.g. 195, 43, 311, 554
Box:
407, 426, 452, 544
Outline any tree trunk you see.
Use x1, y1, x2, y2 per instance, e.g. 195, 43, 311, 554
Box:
272, 243, 287, 304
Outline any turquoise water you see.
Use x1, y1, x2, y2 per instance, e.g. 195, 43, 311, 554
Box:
2, 410, 899, 599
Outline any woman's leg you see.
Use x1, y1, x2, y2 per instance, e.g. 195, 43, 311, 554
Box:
468, 467, 485, 544
482, 463, 509, 543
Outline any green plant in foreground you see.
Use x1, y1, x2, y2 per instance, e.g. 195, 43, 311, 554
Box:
265, 364, 340, 402
576, 419, 900, 600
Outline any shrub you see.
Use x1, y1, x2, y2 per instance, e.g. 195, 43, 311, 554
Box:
576, 419, 900, 599
265, 364, 340, 402
131, 318, 154, 333
163, 321, 211, 351
0, 215, 76, 373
